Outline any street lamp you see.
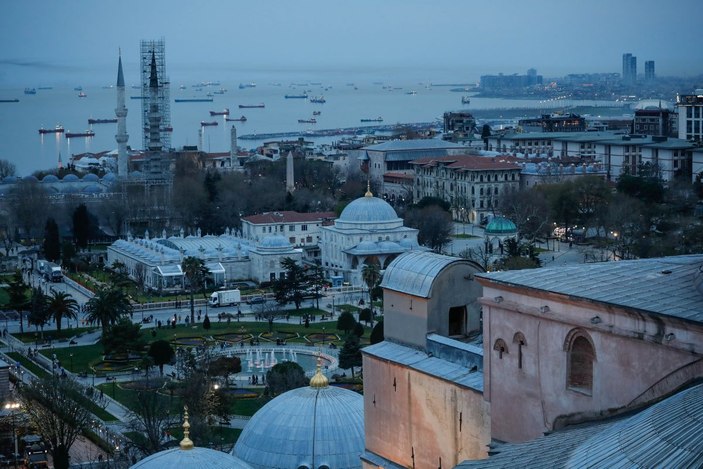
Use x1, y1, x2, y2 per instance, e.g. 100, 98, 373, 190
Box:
4, 402, 20, 468
322, 326, 325, 346
69, 353, 73, 373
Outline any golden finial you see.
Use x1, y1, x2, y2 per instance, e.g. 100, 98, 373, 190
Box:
179, 406, 194, 450
309, 354, 329, 388
365, 178, 373, 197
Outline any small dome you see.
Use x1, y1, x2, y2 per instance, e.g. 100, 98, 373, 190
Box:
233, 382, 364, 469
355, 240, 377, 253
1, 176, 16, 184
485, 216, 517, 235
259, 235, 291, 249
23, 175, 39, 182
82, 173, 99, 182
339, 195, 398, 223
102, 172, 117, 182
41, 175, 59, 183
62, 174, 79, 182
82, 184, 102, 193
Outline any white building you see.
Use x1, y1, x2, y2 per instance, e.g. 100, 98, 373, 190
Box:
677, 92, 703, 144
320, 189, 423, 286
106, 229, 301, 290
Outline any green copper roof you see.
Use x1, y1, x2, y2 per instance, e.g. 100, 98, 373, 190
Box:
485, 216, 517, 234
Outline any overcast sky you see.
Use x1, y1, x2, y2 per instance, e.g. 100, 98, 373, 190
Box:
2, 0, 702, 85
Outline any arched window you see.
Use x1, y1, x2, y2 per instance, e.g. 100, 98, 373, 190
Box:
493, 338, 508, 359
513, 332, 527, 369
564, 329, 596, 394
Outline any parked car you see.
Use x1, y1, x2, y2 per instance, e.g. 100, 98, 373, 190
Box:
246, 296, 266, 305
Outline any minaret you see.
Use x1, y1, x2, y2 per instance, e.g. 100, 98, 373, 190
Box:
115, 50, 129, 177
147, 51, 162, 153
286, 151, 294, 193
230, 125, 238, 168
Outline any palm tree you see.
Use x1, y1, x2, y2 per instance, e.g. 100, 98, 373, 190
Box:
362, 263, 381, 326
28, 287, 50, 339
47, 290, 78, 332
84, 287, 132, 336
182, 256, 208, 324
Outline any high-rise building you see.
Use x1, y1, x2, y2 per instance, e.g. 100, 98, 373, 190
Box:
622, 53, 637, 85
140, 39, 171, 150
645, 60, 656, 82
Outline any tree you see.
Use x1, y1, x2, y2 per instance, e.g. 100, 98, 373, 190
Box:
19, 375, 105, 469
207, 356, 242, 386
273, 257, 306, 310
405, 204, 453, 253
359, 308, 372, 325
459, 245, 493, 271
72, 204, 92, 249
148, 340, 175, 375
370, 319, 384, 345
182, 256, 208, 324
481, 124, 492, 150
60, 241, 76, 272
8, 179, 50, 240
338, 334, 362, 377
126, 390, 174, 455
265, 361, 307, 396
84, 287, 132, 336
337, 311, 357, 335
0, 159, 16, 179
43, 218, 61, 262
202, 314, 211, 330
179, 369, 229, 444
7, 270, 28, 333
28, 287, 50, 337
102, 318, 145, 356
361, 263, 380, 323
498, 187, 550, 241
46, 290, 78, 332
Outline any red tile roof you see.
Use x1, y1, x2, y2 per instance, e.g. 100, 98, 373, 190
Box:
242, 211, 337, 224
411, 154, 522, 171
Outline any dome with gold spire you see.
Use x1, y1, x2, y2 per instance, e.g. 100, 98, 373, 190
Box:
232, 357, 364, 469
130, 408, 253, 469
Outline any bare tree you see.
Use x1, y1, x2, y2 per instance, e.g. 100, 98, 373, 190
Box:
8, 179, 50, 239
127, 390, 175, 455
18, 376, 106, 469
0, 159, 16, 179
459, 246, 493, 271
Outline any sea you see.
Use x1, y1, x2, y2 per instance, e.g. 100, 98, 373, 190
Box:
0, 73, 627, 177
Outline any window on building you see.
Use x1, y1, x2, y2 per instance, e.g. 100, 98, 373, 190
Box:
306, 236, 312, 243
565, 330, 596, 394
513, 332, 527, 369
289, 237, 296, 244
301, 225, 308, 231
493, 339, 508, 359
289, 225, 295, 232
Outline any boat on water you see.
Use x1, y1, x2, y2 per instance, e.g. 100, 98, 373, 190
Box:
405, 90, 417, 95
226, 116, 247, 122
0, 99, 19, 103
78, 92, 87, 98
213, 89, 227, 94
361, 117, 383, 122
37, 86, 53, 90
238, 103, 265, 108
238, 82, 256, 89
210, 108, 230, 116
130, 96, 145, 100
285, 94, 308, 99
175, 98, 214, 102
179, 85, 187, 90
200, 121, 218, 127
65, 130, 95, 138
298, 118, 317, 124
313, 111, 321, 116
88, 118, 117, 124
74, 86, 83, 91
462, 96, 471, 104
38, 125, 64, 134
24, 88, 36, 95
310, 96, 326, 103
163, 126, 173, 132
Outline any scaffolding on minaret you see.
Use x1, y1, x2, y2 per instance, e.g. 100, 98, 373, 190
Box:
140, 39, 171, 151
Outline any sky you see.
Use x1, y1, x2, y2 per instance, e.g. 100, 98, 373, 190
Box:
1, 0, 703, 86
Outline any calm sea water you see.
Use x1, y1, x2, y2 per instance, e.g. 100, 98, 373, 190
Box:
0, 72, 621, 176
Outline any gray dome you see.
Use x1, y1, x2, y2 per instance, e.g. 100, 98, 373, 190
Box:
23, 175, 38, 182
62, 174, 79, 182
131, 446, 252, 469
259, 235, 291, 249
42, 175, 59, 183
102, 172, 117, 182
339, 194, 398, 223
233, 385, 364, 469
82, 173, 99, 182
355, 240, 377, 253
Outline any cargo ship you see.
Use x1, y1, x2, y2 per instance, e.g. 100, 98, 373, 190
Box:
225, 116, 247, 122
298, 118, 317, 124
175, 97, 214, 103
38, 125, 64, 134
24, 88, 37, 95
209, 108, 230, 116
88, 118, 117, 124
285, 94, 308, 99
0, 99, 19, 103
65, 130, 95, 138
200, 121, 218, 127
310, 96, 326, 103
360, 117, 383, 122
238, 103, 265, 108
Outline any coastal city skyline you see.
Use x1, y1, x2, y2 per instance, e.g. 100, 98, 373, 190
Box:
2, 0, 703, 86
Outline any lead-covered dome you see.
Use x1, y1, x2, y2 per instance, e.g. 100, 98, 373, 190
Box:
339, 193, 398, 223
233, 366, 364, 469
485, 216, 517, 235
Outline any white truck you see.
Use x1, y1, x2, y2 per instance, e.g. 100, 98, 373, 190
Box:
209, 289, 241, 307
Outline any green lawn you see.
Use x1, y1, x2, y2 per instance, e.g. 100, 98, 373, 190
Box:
40, 343, 105, 374
14, 327, 97, 344
6, 351, 50, 378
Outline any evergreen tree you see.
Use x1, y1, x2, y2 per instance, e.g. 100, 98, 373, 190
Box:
203, 314, 211, 330
336, 311, 357, 335
338, 334, 362, 377
370, 319, 384, 345
43, 218, 61, 262
148, 340, 175, 375
266, 361, 307, 396
72, 204, 92, 249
